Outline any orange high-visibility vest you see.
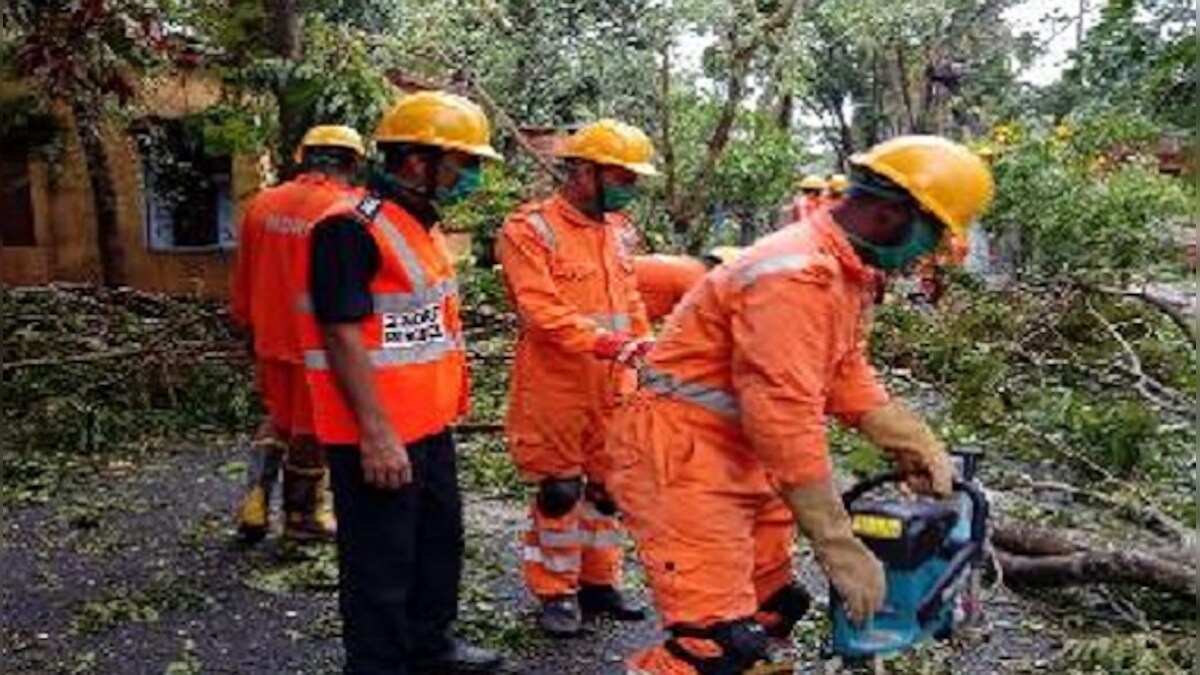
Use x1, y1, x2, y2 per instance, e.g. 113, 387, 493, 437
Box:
299, 194, 468, 445
230, 173, 357, 361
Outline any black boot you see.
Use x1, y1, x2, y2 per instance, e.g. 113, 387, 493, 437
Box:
578, 584, 647, 622
412, 638, 504, 674
537, 595, 583, 637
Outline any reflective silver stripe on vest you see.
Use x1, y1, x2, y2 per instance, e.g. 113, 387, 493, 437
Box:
374, 210, 429, 290
638, 366, 740, 419
296, 279, 460, 314
589, 312, 631, 332
734, 253, 815, 288
527, 211, 557, 251
304, 333, 465, 371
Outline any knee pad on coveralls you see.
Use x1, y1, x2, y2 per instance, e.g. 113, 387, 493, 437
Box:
757, 582, 811, 638
537, 477, 584, 518
665, 619, 770, 675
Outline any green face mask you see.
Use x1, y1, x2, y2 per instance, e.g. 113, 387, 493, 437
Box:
848, 215, 943, 271
434, 163, 483, 206
601, 183, 639, 212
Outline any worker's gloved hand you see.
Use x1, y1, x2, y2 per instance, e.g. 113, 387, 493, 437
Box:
857, 401, 954, 498
782, 481, 885, 624
616, 337, 654, 368
594, 333, 654, 367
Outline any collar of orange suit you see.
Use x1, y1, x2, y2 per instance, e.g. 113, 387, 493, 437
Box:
809, 208, 873, 284
551, 193, 611, 228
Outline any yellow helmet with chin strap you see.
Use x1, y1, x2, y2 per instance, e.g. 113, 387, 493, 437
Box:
374, 90, 502, 160
294, 125, 366, 164
557, 119, 659, 176
850, 135, 994, 236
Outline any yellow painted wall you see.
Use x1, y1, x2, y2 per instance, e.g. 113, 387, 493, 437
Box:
1, 71, 267, 297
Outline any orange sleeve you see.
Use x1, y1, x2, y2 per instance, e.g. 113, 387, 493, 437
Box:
826, 343, 889, 423
229, 200, 257, 328
495, 214, 606, 353
730, 270, 837, 488
626, 264, 652, 337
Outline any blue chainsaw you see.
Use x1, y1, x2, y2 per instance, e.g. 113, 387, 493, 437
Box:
829, 452, 989, 660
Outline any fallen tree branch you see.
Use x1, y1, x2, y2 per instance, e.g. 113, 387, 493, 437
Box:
993, 549, 1197, 600
1091, 283, 1198, 347
1020, 478, 1194, 545
991, 521, 1198, 599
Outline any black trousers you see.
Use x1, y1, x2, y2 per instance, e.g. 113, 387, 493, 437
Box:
327, 430, 464, 675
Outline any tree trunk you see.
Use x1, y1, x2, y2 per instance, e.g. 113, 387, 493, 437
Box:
72, 103, 126, 287
991, 521, 1198, 600
265, 0, 303, 60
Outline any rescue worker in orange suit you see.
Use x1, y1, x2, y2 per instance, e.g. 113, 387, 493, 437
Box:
298, 92, 504, 674
778, 174, 827, 227
606, 136, 994, 674
634, 247, 742, 322
230, 125, 365, 543
495, 119, 656, 637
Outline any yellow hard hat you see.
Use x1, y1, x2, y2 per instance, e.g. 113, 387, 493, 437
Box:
374, 90, 502, 160
798, 175, 827, 191
294, 125, 366, 164
827, 173, 850, 194
850, 135, 995, 235
705, 246, 742, 265
557, 119, 658, 176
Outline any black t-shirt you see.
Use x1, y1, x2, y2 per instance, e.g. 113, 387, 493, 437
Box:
308, 185, 440, 325
309, 217, 380, 324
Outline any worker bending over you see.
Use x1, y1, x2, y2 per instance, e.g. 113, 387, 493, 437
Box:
496, 120, 655, 637
606, 136, 994, 674
299, 92, 504, 674
230, 125, 365, 543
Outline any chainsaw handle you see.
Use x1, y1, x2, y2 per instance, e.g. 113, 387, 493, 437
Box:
841, 473, 989, 544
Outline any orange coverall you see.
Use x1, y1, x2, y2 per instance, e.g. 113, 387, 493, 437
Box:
633, 254, 707, 322
496, 194, 651, 599
231, 173, 356, 434
605, 209, 890, 673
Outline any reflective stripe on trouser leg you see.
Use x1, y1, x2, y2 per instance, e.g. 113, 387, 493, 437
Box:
522, 499, 582, 597
579, 500, 623, 586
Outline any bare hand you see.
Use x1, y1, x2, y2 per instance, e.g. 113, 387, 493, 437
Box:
360, 425, 412, 490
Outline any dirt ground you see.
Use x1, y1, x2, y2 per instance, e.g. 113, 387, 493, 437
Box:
2, 440, 1069, 674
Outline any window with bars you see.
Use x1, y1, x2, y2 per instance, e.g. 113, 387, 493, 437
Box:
135, 117, 235, 252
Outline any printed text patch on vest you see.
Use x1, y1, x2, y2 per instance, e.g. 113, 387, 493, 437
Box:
382, 304, 446, 348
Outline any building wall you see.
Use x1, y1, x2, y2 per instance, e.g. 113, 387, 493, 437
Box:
1, 72, 267, 298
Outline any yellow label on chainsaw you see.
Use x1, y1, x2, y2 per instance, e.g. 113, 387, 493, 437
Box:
852, 514, 902, 539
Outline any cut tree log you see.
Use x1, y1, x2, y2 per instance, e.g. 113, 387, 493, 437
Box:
991, 521, 1198, 600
